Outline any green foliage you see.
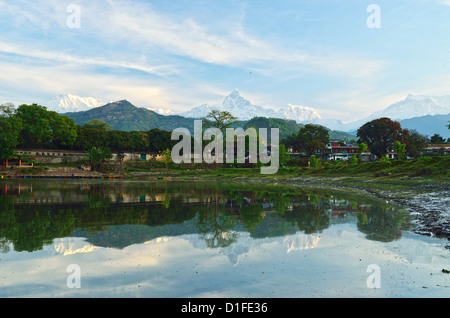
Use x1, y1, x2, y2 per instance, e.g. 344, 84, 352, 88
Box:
278, 144, 290, 166
309, 155, 321, 167
13, 104, 78, 149
0, 115, 22, 160
406, 130, 428, 158
430, 133, 445, 144
357, 117, 406, 159
87, 146, 113, 171
202, 110, 239, 131
349, 154, 358, 165
419, 156, 433, 164
291, 124, 329, 156
161, 148, 172, 166
245, 117, 302, 140
357, 142, 368, 157
148, 128, 176, 152
393, 141, 406, 160
83, 118, 112, 131
379, 154, 392, 168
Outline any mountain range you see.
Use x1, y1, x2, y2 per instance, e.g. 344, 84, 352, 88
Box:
62, 100, 356, 141
179, 89, 321, 123
56, 90, 450, 139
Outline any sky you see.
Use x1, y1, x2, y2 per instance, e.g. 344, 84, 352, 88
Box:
1, 0, 450, 123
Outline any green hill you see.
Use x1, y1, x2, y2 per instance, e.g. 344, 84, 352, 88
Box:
243, 117, 304, 139
63, 100, 195, 132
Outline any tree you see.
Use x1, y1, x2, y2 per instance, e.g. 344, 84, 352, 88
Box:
83, 119, 112, 131
15, 104, 52, 148
161, 148, 172, 166
430, 133, 445, 144
87, 146, 113, 171
202, 110, 239, 131
0, 103, 16, 117
294, 124, 329, 156
357, 142, 368, 158
48, 111, 78, 148
15, 104, 77, 149
405, 129, 428, 158
148, 128, 174, 152
349, 154, 358, 164
309, 155, 321, 167
0, 116, 22, 160
393, 141, 406, 160
357, 117, 406, 159
278, 144, 290, 166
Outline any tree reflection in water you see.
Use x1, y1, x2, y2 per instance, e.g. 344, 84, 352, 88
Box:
0, 181, 410, 252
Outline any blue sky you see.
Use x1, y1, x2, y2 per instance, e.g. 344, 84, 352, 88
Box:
0, 0, 450, 122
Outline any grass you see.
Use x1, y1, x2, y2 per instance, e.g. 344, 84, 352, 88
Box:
167, 155, 449, 180
161, 156, 450, 200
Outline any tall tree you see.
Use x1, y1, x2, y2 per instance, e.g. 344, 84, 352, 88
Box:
357, 117, 406, 158
15, 104, 52, 148
87, 146, 113, 171
148, 128, 174, 152
430, 133, 445, 144
358, 142, 368, 158
294, 124, 329, 156
202, 110, 239, 131
0, 116, 22, 160
15, 104, 77, 149
405, 129, 428, 158
393, 141, 407, 160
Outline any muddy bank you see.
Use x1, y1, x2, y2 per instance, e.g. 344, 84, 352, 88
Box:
393, 190, 450, 240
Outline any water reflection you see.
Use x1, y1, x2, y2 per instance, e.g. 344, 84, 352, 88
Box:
0, 180, 410, 253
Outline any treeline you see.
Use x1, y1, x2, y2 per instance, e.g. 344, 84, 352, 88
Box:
0, 103, 176, 160
283, 117, 448, 160
1, 103, 448, 162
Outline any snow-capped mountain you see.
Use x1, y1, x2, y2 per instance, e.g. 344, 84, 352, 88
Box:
281, 103, 321, 123
47, 94, 104, 113
179, 89, 321, 123
369, 94, 450, 121
330, 94, 450, 133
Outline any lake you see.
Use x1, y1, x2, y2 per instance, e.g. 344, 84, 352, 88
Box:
0, 179, 448, 298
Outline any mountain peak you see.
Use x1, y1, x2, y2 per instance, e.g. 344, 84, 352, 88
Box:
222, 90, 252, 109
229, 89, 241, 98
180, 90, 321, 123
405, 93, 435, 102
48, 94, 104, 113
103, 100, 137, 110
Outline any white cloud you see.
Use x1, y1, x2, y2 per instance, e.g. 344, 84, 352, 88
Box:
0, 41, 176, 77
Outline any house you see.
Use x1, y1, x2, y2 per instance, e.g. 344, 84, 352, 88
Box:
320, 141, 365, 161
423, 144, 450, 156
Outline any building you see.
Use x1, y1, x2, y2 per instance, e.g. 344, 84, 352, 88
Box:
321, 141, 371, 161
4, 149, 165, 165
423, 144, 450, 156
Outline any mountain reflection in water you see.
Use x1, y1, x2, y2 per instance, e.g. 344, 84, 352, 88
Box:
0, 180, 410, 253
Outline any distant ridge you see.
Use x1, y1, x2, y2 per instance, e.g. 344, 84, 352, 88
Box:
63, 100, 195, 132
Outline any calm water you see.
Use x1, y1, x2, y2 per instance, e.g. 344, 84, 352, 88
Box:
0, 180, 448, 298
